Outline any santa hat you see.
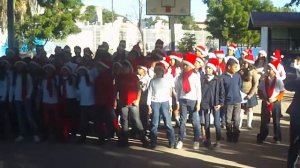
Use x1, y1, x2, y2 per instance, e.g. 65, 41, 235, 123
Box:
242, 48, 251, 56
243, 54, 255, 64
98, 61, 110, 69
196, 57, 204, 66
61, 65, 72, 74
195, 45, 208, 56
271, 49, 284, 62
169, 52, 183, 62
113, 61, 123, 69
155, 39, 164, 49
215, 50, 225, 59
14, 60, 27, 68
182, 52, 197, 68
151, 48, 166, 60
77, 66, 89, 73
268, 60, 280, 75
43, 63, 56, 71
30, 59, 43, 68
0, 57, 11, 66
206, 58, 219, 72
228, 43, 237, 51
123, 59, 134, 72
258, 50, 267, 57
160, 56, 171, 68
208, 52, 216, 59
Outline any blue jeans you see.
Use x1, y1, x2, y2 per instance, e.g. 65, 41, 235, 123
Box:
121, 105, 144, 132
203, 108, 221, 141
178, 99, 201, 142
150, 101, 175, 146
15, 100, 38, 136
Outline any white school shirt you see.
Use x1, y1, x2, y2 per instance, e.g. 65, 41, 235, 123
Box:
259, 77, 285, 99
77, 75, 95, 106
276, 63, 286, 81
175, 72, 201, 102
60, 77, 77, 99
147, 77, 173, 106
41, 77, 58, 104
13, 74, 33, 101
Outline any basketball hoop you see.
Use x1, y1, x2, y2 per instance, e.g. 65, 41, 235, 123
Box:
162, 0, 174, 13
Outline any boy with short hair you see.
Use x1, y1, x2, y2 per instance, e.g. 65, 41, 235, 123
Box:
220, 58, 242, 143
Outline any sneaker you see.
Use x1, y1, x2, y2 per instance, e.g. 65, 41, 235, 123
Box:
247, 126, 253, 130
275, 140, 281, 144
168, 143, 175, 149
33, 135, 40, 143
15, 136, 24, 142
193, 142, 199, 150
176, 141, 183, 149
213, 142, 221, 148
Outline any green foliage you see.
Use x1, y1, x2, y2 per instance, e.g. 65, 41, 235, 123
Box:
80, 5, 97, 24
143, 16, 167, 28
177, 33, 196, 54
16, 0, 95, 49
102, 9, 117, 24
174, 16, 200, 30
205, 0, 292, 46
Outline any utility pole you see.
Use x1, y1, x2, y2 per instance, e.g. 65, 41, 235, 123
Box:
169, 16, 175, 51
7, 0, 14, 48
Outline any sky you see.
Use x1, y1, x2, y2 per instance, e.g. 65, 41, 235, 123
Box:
82, 0, 297, 22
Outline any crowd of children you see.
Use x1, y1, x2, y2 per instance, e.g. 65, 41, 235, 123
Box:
0, 39, 292, 151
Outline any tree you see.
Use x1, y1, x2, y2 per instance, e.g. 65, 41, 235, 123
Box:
204, 0, 291, 46
174, 16, 200, 30
177, 33, 196, 54
16, 0, 94, 49
102, 9, 118, 24
143, 16, 167, 28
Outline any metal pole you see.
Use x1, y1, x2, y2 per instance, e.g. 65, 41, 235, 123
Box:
7, 0, 14, 48
169, 16, 175, 51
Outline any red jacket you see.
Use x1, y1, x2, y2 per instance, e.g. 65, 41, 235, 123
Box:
95, 70, 116, 108
116, 73, 139, 106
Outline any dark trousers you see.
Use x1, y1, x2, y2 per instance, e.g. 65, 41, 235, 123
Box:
95, 105, 120, 140
257, 101, 282, 142
0, 101, 12, 140
42, 103, 60, 140
79, 105, 98, 141
203, 108, 221, 141
60, 98, 79, 140
225, 103, 241, 130
287, 124, 300, 168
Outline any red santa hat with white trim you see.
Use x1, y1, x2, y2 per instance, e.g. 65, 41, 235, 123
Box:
43, 63, 56, 71
215, 50, 225, 59
77, 65, 89, 73
195, 45, 208, 56
169, 52, 183, 62
182, 52, 197, 68
242, 48, 252, 56
196, 57, 204, 66
160, 56, 171, 68
14, 60, 27, 68
258, 50, 267, 57
98, 60, 110, 69
206, 58, 219, 72
137, 58, 149, 72
271, 49, 284, 62
243, 54, 255, 64
228, 43, 237, 51
268, 59, 280, 75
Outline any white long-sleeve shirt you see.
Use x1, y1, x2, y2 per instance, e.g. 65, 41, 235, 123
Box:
77, 75, 95, 106
11, 74, 33, 101
41, 77, 58, 104
277, 63, 286, 80
147, 77, 173, 105
175, 72, 201, 102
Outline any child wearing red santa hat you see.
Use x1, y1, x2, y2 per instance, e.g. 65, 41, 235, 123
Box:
270, 49, 286, 81
201, 58, 225, 148
257, 59, 285, 144
175, 53, 202, 150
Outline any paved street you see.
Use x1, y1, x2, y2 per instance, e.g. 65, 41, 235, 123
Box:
0, 92, 296, 168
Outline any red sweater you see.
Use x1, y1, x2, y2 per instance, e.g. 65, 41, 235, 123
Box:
95, 71, 116, 108
116, 73, 139, 106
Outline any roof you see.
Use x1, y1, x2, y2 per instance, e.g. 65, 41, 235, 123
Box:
248, 12, 300, 30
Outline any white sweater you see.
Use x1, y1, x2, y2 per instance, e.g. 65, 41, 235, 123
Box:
12, 74, 33, 101
77, 76, 95, 106
147, 77, 173, 105
175, 72, 201, 102
41, 77, 58, 104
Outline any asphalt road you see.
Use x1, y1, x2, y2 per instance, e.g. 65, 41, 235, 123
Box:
0, 92, 296, 168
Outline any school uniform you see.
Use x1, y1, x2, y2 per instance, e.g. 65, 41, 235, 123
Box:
0, 72, 12, 139
201, 75, 224, 143
257, 76, 284, 143
41, 76, 60, 140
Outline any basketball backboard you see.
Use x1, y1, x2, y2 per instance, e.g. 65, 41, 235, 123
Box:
146, 0, 191, 16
